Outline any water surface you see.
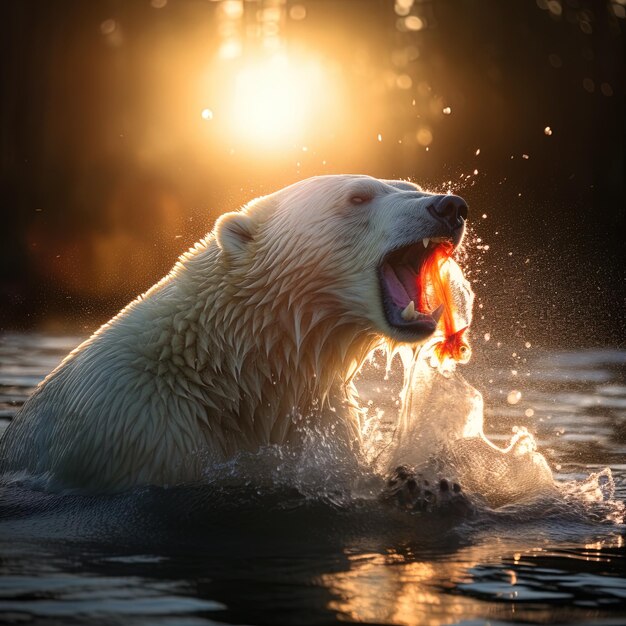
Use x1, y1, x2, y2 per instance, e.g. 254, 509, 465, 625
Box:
0, 332, 624, 625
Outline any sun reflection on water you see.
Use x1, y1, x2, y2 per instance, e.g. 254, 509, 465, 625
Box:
319, 552, 464, 626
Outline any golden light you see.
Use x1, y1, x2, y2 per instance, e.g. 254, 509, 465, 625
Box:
226, 53, 332, 148
203, 0, 348, 153
218, 40, 242, 59
221, 0, 244, 19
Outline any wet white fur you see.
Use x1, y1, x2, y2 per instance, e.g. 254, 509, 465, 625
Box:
0, 175, 450, 492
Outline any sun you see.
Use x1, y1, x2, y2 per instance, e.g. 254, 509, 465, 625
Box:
228, 53, 329, 147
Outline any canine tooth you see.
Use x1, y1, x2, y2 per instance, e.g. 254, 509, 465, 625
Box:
401, 300, 416, 321
422, 238, 430, 248
430, 303, 445, 322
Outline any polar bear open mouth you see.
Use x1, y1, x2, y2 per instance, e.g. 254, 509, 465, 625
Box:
379, 237, 452, 337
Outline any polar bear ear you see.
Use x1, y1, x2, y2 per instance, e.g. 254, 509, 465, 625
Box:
215, 212, 256, 257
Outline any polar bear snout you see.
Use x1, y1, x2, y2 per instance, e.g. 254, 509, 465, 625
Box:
426, 194, 468, 242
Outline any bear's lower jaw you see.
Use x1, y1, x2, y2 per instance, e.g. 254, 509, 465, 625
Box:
380, 312, 440, 344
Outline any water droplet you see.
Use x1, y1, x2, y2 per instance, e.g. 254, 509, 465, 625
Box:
525, 408, 535, 417
548, 53, 562, 68
201, 108, 213, 121
404, 15, 424, 31
544, 126, 552, 136
507, 390, 522, 405
600, 82, 614, 97
416, 127, 432, 146
547, 0, 562, 16
289, 4, 306, 20
394, 3, 411, 17
377, 133, 382, 142
396, 74, 412, 89
442, 106, 451, 115
100, 19, 116, 35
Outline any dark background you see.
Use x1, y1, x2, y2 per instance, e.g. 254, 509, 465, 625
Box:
1, 0, 624, 350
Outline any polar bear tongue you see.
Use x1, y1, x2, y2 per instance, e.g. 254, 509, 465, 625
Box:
380, 263, 417, 309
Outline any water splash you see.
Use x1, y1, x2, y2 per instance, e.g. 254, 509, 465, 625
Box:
361, 341, 624, 524
560, 469, 625, 525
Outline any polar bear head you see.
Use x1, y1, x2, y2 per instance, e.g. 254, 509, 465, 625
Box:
214, 174, 469, 348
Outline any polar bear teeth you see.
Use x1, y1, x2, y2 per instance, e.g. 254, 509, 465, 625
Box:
401, 301, 445, 322
422, 237, 447, 249
401, 300, 416, 321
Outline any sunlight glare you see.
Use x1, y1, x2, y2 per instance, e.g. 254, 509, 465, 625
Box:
229, 54, 327, 147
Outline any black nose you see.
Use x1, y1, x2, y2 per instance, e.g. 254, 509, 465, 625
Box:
429, 194, 468, 229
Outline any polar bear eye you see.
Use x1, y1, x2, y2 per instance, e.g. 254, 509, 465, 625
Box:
350, 195, 372, 205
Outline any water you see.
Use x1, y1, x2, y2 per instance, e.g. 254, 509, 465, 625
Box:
0, 332, 625, 625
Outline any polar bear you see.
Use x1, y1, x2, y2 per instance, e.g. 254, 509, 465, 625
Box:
0, 175, 469, 492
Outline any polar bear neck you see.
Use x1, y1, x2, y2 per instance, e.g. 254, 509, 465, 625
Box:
130, 240, 382, 452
